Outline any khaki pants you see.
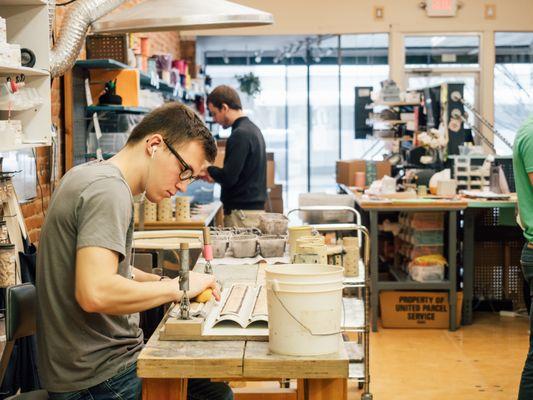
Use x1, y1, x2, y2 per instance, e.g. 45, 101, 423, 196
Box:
224, 210, 265, 229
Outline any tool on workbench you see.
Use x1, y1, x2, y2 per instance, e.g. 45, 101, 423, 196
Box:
178, 242, 190, 320
202, 227, 213, 274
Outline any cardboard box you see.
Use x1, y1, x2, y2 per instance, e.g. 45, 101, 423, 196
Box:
336, 159, 390, 186
266, 153, 275, 188
375, 160, 391, 181
268, 198, 284, 214
269, 184, 283, 199
380, 291, 463, 329
267, 184, 283, 213
336, 160, 365, 186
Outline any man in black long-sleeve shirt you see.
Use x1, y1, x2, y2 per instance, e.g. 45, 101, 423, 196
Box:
204, 85, 267, 227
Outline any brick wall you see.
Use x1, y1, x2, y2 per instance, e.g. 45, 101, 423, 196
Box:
20, 1, 188, 244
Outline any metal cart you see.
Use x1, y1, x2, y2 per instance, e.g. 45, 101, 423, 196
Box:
286, 205, 372, 400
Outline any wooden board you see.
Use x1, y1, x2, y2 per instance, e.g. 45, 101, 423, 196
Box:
159, 323, 268, 341
137, 327, 245, 379
356, 198, 468, 210
297, 378, 347, 400
142, 379, 186, 400
133, 230, 203, 240
160, 316, 205, 339
243, 341, 349, 379
132, 237, 202, 250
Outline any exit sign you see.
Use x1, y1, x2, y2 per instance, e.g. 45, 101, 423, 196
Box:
426, 0, 457, 17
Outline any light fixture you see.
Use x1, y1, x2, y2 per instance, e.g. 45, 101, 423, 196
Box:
92, 0, 274, 34
254, 51, 262, 63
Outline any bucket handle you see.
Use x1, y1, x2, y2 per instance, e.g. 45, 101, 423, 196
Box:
270, 279, 345, 337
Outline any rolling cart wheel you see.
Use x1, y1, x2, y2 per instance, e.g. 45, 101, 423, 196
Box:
361, 393, 373, 400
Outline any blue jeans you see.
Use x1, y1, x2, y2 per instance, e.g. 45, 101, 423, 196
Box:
47, 362, 141, 400
47, 362, 233, 400
519, 243, 533, 400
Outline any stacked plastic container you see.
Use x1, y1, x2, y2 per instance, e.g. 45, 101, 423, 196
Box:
397, 212, 445, 281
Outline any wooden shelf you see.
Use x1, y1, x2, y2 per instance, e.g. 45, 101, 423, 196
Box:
0, 0, 46, 4
0, 0, 52, 151
371, 120, 406, 125
0, 142, 50, 152
87, 105, 150, 114
0, 65, 48, 76
75, 59, 188, 101
371, 101, 420, 107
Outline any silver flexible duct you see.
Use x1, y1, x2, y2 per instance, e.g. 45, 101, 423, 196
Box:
48, 0, 55, 42
49, 0, 126, 78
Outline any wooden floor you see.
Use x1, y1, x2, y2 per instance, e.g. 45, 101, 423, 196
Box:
242, 312, 530, 400
364, 312, 529, 400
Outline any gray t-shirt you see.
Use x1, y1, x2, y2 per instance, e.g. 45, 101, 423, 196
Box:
36, 161, 143, 392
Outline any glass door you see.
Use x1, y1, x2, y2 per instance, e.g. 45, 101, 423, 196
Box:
403, 33, 481, 140
406, 71, 479, 129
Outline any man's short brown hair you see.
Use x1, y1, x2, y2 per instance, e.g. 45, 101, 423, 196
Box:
126, 103, 217, 163
206, 85, 242, 111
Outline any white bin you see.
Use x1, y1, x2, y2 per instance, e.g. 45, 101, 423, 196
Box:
265, 264, 343, 356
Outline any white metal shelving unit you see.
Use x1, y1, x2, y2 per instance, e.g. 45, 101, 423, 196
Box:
286, 206, 372, 400
0, 1, 51, 151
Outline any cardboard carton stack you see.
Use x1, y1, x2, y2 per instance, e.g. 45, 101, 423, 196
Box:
336, 159, 391, 187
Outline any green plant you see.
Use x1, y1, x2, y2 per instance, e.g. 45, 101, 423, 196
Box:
235, 72, 262, 98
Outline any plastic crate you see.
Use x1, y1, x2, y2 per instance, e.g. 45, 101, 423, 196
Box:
409, 229, 444, 245
409, 244, 444, 259
86, 34, 128, 64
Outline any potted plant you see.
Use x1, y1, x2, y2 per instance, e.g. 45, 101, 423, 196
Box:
235, 72, 262, 98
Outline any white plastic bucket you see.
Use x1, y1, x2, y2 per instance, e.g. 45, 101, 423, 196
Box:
265, 264, 344, 356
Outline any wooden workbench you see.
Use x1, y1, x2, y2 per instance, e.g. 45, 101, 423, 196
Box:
341, 185, 521, 329
352, 194, 467, 332
137, 263, 349, 399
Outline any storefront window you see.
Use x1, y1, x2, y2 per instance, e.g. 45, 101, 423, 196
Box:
494, 32, 533, 155
405, 34, 479, 69
203, 33, 389, 210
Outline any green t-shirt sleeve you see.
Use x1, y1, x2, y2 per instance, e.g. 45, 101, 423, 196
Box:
76, 177, 132, 262
519, 131, 533, 174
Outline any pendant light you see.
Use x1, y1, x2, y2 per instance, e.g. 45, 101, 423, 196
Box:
92, 0, 274, 33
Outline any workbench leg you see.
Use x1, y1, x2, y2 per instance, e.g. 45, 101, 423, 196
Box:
462, 210, 475, 325
448, 211, 458, 331
298, 378, 347, 400
370, 211, 379, 332
142, 378, 187, 400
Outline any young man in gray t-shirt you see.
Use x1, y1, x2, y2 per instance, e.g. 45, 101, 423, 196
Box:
36, 103, 233, 400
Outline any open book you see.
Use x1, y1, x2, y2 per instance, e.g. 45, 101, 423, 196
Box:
210, 283, 268, 329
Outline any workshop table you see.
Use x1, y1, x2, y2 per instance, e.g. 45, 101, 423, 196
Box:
354, 197, 468, 332
137, 263, 349, 400
462, 197, 518, 325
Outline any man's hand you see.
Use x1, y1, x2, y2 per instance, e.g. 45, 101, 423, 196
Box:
171, 271, 221, 301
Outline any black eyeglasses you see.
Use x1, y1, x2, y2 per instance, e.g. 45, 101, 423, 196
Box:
162, 138, 200, 182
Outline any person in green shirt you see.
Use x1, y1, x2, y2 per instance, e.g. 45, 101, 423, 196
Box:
514, 115, 533, 400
